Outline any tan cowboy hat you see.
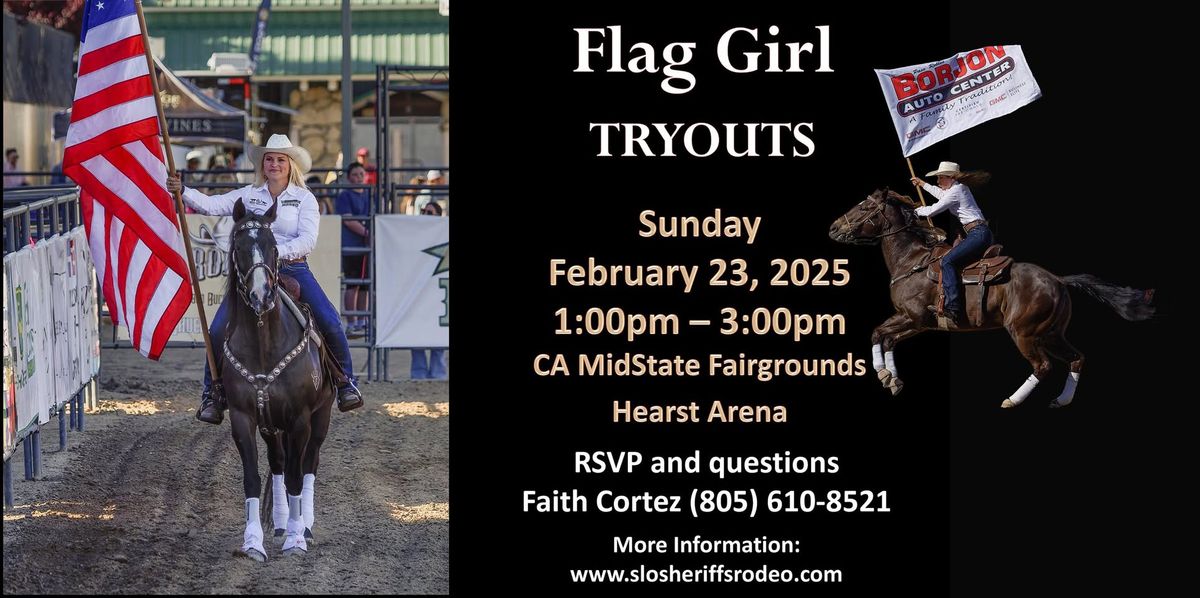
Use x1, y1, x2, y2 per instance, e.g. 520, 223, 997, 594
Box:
926, 161, 964, 178
248, 134, 312, 175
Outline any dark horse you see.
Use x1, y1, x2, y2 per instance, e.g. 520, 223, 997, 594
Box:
224, 199, 336, 560
829, 189, 1154, 408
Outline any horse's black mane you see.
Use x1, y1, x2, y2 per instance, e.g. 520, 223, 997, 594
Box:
876, 189, 946, 248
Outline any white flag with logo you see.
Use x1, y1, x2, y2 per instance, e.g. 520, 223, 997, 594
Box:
876, 45, 1041, 157
374, 215, 449, 348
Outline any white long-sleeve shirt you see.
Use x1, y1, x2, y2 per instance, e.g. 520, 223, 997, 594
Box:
915, 181, 985, 224
182, 183, 320, 261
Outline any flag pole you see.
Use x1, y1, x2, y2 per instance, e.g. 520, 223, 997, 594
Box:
135, 0, 220, 391
905, 157, 934, 227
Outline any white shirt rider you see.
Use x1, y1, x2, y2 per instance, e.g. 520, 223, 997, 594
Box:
181, 182, 320, 262
914, 180, 985, 225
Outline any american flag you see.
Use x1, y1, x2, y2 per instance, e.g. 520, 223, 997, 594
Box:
63, 0, 192, 359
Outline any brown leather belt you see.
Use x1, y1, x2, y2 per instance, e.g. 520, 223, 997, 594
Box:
963, 219, 987, 233
283, 257, 307, 265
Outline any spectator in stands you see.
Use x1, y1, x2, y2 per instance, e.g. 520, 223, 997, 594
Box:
306, 175, 335, 213
355, 147, 378, 185
185, 150, 204, 182
207, 154, 237, 192
5, 148, 28, 187
336, 162, 371, 338
411, 200, 448, 380
416, 169, 445, 214
397, 175, 425, 214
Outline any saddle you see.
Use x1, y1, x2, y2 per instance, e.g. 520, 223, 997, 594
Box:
928, 243, 1013, 284
926, 241, 1014, 327
278, 274, 351, 389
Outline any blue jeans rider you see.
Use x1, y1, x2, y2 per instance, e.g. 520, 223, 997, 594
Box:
911, 161, 993, 325
167, 134, 363, 424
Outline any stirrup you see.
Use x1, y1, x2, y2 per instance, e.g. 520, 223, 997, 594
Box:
197, 388, 225, 425
337, 381, 363, 413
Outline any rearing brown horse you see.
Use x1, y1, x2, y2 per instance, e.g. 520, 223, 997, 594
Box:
829, 188, 1154, 408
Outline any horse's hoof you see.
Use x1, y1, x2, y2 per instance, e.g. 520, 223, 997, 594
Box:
283, 547, 307, 557
1048, 401, 1065, 409
242, 548, 267, 562
1001, 399, 1016, 409
876, 369, 892, 386
304, 528, 315, 544
888, 378, 903, 396
273, 528, 285, 538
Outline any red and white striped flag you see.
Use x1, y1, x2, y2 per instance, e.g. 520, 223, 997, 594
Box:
63, 0, 192, 359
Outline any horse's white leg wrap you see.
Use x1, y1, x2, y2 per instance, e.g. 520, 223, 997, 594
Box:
872, 344, 884, 371
242, 498, 265, 557
271, 474, 288, 531
301, 473, 315, 530
884, 351, 898, 378
1007, 374, 1040, 406
1054, 372, 1080, 407
282, 494, 307, 552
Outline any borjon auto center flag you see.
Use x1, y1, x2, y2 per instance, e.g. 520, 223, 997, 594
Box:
876, 45, 1042, 157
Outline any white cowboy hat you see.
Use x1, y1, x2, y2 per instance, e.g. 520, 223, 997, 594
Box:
185, 149, 204, 162
426, 169, 444, 181
248, 134, 312, 175
926, 161, 964, 178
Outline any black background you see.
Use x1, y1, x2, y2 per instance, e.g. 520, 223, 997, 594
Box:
452, 2, 1190, 595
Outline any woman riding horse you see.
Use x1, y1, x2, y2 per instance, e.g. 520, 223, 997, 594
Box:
909, 161, 992, 326
166, 134, 363, 422
830, 188, 1154, 408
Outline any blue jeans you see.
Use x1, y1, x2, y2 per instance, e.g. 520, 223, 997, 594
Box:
205, 262, 354, 389
411, 349, 448, 380
941, 223, 993, 313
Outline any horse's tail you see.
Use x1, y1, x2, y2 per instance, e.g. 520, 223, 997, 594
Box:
1061, 274, 1155, 321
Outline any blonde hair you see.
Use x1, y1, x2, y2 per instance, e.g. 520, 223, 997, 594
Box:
254, 154, 308, 189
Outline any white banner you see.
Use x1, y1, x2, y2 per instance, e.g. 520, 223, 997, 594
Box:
3, 266, 15, 459
73, 226, 101, 383
49, 234, 79, 409
374, 215, 450, 348
33, 241, 57, 424
119, 214, 343, 344
876, 45, 1042, 157
1, 227, 100, 456
4, 245, 53, 434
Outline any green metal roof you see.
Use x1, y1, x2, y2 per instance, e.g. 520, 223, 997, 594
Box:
143, 3, 447, 77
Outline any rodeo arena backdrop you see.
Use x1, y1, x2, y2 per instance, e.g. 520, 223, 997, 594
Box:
4, 0, 449, 593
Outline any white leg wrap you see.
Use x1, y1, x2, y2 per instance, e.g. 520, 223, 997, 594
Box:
282, 494, 307, 552
301, 473, 315, 530
884, 351, 898, 377
872, 344, 884, 370
242, 498, 265, 557
271, 475, 288, 531
1055, 372, 1080, 406
1007, 373, 1040, 406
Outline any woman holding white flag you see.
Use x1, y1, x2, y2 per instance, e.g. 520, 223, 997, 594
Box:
910, 161, 993, 326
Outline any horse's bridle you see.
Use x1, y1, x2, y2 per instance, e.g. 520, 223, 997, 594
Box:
834, 195, 914, 244
231, 219, 279, 324
839, 195, 941, 286
225, 217, 312, 435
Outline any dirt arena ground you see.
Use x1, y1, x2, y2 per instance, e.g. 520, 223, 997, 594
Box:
3, 345, 448, 594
